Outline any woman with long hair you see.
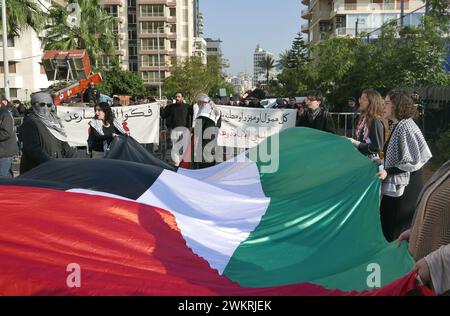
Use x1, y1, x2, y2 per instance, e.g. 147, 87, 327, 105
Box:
377, 90, 432, 242
347, 89, 389, 160
88, 102, 128, 158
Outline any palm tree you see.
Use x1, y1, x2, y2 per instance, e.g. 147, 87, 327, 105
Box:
258, 55, 276, 85
1, 0, 47, 37
41, 0, 117, 68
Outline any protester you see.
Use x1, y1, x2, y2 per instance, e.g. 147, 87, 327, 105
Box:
161, 92, 191, 150
19, 92, 77, 174
192, 94, 222, 168
296, 90, 336, 134
112, 96, 122, 107
377, 90, 432, 242
275, 97, 285, 109
87, 102, 128, 159
288, 97, 297, 109
83, 81, 100, 104
344, 97, 360, 137
396, 159, 450, 295
12, 100, 26, 116
0, 96, 18, 177
346, 89, 388, 159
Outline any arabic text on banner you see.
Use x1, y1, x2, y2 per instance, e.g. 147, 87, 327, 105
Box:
216, 105, 297, 148
58, 103, 160, 146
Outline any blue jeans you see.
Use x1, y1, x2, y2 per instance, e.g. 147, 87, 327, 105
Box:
0, 157, 13, 178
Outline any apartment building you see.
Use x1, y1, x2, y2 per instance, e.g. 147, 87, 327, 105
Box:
102, 0, 200, 92
253, 44, 274, 88
301, 0, 427, 45
0, 0, 66, 101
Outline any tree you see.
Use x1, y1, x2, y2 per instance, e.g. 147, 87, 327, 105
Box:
97, 64, 146, 97
1, 0, 47, 37
163, 56, 233, 103
41, 0, 117, 67
258, 55, 276, 87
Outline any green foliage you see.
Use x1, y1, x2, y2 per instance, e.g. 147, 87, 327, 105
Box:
1, 0, 47, 37
273, 2, 450, 108
434, 124, 450, 164
97, 64, 146, 97
163, 56, 232, 103
41, 0, 117, 67
258, 55, 276, 85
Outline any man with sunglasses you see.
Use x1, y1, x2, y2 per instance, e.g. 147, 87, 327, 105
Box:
296, 91, 336, 134
18, 92, 76, 174
0, 95, 18, 177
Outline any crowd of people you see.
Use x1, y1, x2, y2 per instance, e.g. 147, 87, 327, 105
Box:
0, 86, 448, 295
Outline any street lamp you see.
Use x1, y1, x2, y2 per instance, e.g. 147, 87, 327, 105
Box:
156, 22, 170, 100
1, 0, 10, 100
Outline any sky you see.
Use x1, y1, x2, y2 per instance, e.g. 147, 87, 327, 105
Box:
200, 0, 306, 76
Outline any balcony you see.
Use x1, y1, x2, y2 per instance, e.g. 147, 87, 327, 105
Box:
3, 76, 24, 89
0, 48, 22, 61
301, 23, 310, 33
335, 26, 378, 37
331, 0, 423, 14
301, 9, 312, 19
102, 0, 124, 6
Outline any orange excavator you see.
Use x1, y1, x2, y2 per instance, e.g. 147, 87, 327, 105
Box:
41, 49, 102, 105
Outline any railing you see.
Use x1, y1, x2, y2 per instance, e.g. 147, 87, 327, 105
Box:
329, 112, 359, 137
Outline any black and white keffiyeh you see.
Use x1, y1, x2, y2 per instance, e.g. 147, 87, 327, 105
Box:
89, 118, 127, 152
382, 118, 432, 197
192, 101, 221, 127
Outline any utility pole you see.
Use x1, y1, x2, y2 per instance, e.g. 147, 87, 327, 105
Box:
1, 0, 10, 100
400, 0, 405, 27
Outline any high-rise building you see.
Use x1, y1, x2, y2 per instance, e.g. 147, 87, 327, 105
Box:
102, 0, 198, 93
301, 0, 427, 46
0, 0, 65, 101
253, 44, 274, 88
205, 38, 223, 57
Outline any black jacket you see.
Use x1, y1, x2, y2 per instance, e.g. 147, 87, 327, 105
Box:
84, 87, 100, 103
296, 108, 336, 134
356, 117, 386, 157
89, 124, 123, 153
19, 115, 76, 174
0, 107, 19, 158
161, 102, 191, 129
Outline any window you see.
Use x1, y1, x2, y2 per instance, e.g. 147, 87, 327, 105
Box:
128, 14, 136, 24
129, 46, 138, 56
395, 0, 409, 10
170, 8, 176, 17
170, 40, 176, 49
140, 4, 164, 17
141, 21, 165, 34
128, 0, 136, 8
344, 0, 357, 10
0, 62, 17, 74
0, 88, 18, 98
170, 24, 177, 33
141, 38, 165, 50
142, 71, 165, 83
129, 29, 137, 40
0, 37, 15, 47
129, 61, 138, 72
141, 55, 164, 67
104, 5, 118, 17
39, 63, 46, 75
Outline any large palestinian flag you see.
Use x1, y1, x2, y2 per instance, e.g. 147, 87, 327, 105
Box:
0, 128, 433, 296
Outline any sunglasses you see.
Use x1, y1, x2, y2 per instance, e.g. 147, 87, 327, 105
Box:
38, 102, 53, 108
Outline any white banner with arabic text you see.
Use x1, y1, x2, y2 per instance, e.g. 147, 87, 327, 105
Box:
57, 103, 160, 146
216, 105, 297, 148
